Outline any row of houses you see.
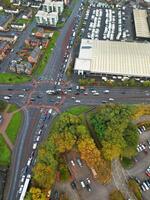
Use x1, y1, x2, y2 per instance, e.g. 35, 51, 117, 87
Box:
0, 42, 11, 61
10, 46, 41, 74
9, 28, 53, 74
0, 34, 18, 61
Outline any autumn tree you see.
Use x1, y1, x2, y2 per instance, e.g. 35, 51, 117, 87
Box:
52, 131, 76, 153
109, 190, 125, 200
29, 187, 46, 200
32, 163, 55, 189
78, 137, 111, 183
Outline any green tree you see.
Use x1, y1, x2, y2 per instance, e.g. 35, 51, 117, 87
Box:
0, 100, 7, 112
122, 123, 139, 158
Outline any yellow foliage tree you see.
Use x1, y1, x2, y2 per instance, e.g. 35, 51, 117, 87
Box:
30, 187, 46, 200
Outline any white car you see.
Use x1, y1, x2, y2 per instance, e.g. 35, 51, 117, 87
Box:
75, 100, 80, 103
70, 160, 75, 166
57, 96, 61, 99
109, 98, 114, 101
21, 175, 25, 183
46, 90, 54, 94
18, 94, 25, 98
93, 92, 99, 96
36, 136, 40, 142
32, 143, 37, 150
4, 96, 10, 100
18, 185, 24, 193
103, 90, 110, 93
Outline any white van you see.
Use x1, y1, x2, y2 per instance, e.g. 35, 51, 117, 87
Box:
48, 109, 52, 114
32, 143, 37, 150
80, 181, 85, 188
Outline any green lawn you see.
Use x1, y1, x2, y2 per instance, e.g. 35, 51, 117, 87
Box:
0, 73, 31, 84
34, 31, 60, 76
0, 135, 11, 166
16, 18, 30, 24
66, 106, 90, 115
7, 104, 18, 113
6, 111, 22, 144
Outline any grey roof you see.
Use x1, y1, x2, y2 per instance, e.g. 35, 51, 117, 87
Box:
0, 41, 8, 49
0, 14, 11, 26
30, 47, 40, 58
75, 39, 150, 77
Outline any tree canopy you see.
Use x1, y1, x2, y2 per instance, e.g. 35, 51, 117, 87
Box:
91, 104, 139, 160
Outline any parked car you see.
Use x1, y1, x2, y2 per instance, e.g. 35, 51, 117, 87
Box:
76, 158, 83, 167
70, 160, 75, 166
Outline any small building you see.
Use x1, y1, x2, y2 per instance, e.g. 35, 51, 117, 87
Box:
28, 47, 41, 64
11, 23, 26, 31
0, 34, 18, 43
0, 41, 10, 61
133, 9, 150, 39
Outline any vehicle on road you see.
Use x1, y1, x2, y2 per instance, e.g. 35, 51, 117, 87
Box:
4, 96, 10, 100
70, 160, 75, 166
103, 90, 110, 93
19, 174, 31, 200
75, 100, 81, 103
18, 94, 25, 98
80, 181, 85, 188
32, 143, 37, 150
71, 181, 77, 190
76, 158, 83, 167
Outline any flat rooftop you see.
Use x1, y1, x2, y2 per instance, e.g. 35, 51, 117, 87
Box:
74, 39, 150, 77
133, 9, 150, 38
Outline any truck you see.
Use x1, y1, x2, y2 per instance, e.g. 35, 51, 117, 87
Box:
91, 168, 97, 178
19, 174, 31, 200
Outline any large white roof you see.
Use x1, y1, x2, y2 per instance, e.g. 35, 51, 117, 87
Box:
74, 39, 150, 77
133, 9, 150, 38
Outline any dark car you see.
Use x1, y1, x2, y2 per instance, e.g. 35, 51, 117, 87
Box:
8, 88, 13, 91
53, 190, 59, 200
71, 181, 77, 190
86, 184, 91, 192
76, 158, 83, 167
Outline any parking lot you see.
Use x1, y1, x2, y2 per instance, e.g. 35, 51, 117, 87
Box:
81, 2, 135, 41
65, 151, 110, 200
128, 124, 150, 200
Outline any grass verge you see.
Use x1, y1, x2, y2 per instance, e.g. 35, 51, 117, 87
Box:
0, 73, 31, 84
34, 31, 60, 76
6, 111, 22, 144
0, 135, 11, 166
66, 105, 90, 115
7, 104, 18, 113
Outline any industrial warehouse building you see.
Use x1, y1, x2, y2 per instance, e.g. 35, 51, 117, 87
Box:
74, 39, 150, 78
133, 9, 150, 39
